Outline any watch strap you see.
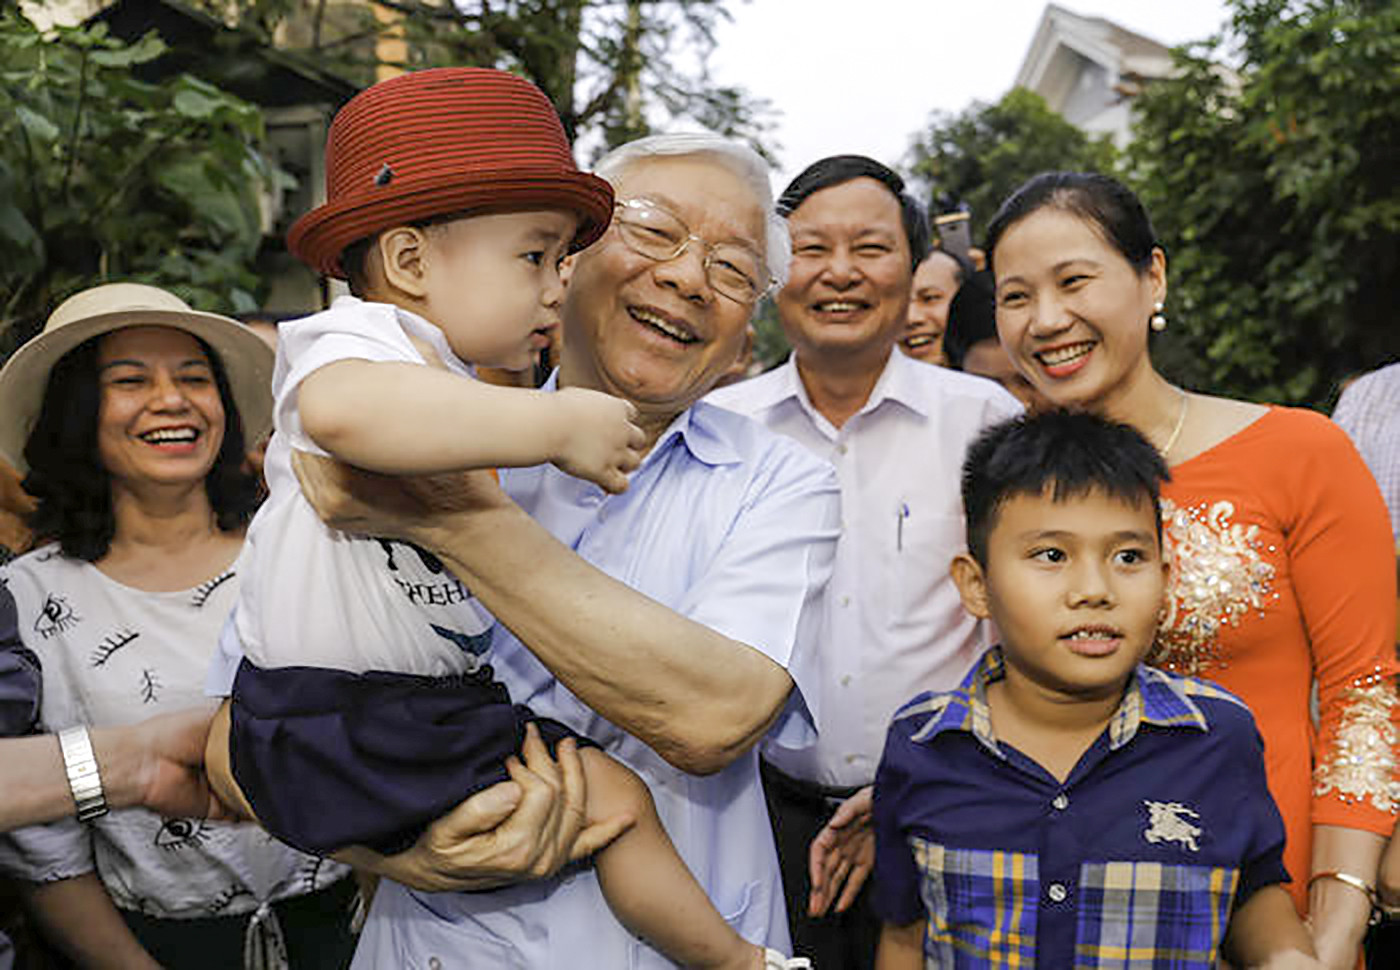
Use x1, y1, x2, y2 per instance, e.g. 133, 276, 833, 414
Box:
58, 726, 108, 823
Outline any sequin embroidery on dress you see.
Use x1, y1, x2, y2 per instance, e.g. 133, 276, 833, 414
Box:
1313, 665, 1399, 814
1152, 499, 1277, 675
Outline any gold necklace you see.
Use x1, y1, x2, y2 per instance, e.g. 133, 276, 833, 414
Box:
1161, 389, 1189, 458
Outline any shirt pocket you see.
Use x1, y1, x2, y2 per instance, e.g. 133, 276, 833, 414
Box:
888, 511, 967, 633
1074, 860, 1239, 965
914, 842, 1039, 964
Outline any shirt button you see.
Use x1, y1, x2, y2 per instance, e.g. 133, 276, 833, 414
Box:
1052, 793, 1069, 811
840, 675, 852, 687
845, 754, 858, 765
840, 596, 851, 608
836, 443, 848, 455
1047, 883, 1068, 903
428, 959, 443, 970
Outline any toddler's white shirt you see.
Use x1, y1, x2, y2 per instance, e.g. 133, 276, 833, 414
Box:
234, 296, 494, 676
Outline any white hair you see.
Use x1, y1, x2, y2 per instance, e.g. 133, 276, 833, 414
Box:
592, 133, 790, 288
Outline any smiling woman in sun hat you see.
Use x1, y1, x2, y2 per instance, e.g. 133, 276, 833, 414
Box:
0, 282, 357, 970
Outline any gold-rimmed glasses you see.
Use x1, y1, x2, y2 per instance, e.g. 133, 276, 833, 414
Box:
612, 198, 774, 303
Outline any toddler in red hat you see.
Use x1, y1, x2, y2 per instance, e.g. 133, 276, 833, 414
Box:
220, 68, 800, 970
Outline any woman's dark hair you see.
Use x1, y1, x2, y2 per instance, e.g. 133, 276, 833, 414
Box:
984, 172, 1161, 276
22, 331, 261, 561
918, 245, 974, 288
943, 269, 997, 370
961, 410, 1169, 568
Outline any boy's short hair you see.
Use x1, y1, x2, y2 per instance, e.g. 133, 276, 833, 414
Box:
962, 410, 1170, 566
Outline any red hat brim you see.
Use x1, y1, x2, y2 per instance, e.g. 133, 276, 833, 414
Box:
288, 168, 615, 279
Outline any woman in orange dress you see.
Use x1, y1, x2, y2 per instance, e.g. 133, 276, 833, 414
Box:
986, 171, 1398, 969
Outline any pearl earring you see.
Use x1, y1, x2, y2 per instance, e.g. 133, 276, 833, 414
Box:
1150, 301, 1167, 332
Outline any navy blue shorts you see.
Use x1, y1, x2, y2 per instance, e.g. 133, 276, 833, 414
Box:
229, 659, 588, 856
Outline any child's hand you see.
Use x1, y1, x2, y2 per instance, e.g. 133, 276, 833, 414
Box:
550, 388, 646, 494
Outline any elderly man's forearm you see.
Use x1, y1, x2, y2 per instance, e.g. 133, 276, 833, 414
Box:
417, 500, 794, 773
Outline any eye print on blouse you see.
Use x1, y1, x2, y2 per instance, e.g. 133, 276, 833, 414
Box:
154, 817, 209, 851
89, 627, 140, 668
34, 592, 81, 639
138, 667, 161, 704
190, 569, 235, 609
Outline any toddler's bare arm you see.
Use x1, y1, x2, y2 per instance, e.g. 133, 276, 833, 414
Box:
299, 360, 643, 490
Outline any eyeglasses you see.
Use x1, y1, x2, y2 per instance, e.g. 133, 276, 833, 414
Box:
612, 198, 774, 303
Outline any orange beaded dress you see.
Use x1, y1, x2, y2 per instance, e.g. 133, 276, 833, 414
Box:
1152, 406, 1400, 914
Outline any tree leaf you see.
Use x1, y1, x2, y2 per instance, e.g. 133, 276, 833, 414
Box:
15, 105, 60, 142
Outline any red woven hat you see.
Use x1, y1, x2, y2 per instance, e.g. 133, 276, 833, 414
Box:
288, 67, 614, 278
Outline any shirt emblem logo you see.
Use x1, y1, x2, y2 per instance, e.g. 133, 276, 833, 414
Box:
1142, 800, 1202, 851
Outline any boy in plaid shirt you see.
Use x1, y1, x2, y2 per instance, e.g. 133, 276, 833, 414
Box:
872, 412, 1320, 969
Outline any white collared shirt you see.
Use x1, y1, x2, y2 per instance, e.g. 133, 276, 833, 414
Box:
1333, 361, 1400, 539
707, 351, 1022, 787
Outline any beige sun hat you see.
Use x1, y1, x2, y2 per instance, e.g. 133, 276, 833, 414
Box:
0, 283, 275, 474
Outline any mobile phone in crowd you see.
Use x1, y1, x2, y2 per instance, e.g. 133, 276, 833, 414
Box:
934, 210, 972, 262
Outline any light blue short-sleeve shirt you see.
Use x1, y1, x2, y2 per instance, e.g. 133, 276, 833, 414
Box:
351, 397, 841, 969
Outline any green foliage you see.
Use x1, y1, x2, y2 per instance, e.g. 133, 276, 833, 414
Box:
749, 296, 790, 372
1127, 0, 1400, 406
202, 0, 777, 159
906, 87, 1119, 243
0, 11, 278, 350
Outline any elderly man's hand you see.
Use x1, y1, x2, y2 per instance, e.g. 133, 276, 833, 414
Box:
291, 451, 505, 546
94, 706, 236, 821
337, 724, 634, 893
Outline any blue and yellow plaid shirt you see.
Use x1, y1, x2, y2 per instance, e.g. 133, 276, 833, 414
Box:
872, 648, 1288, 969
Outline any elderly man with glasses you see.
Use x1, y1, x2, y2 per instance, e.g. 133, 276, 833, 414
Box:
208, 133, 840, 969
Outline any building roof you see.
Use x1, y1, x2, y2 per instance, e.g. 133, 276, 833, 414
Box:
1015, 3, 1174, 110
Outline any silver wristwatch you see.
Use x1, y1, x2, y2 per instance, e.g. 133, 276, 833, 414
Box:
58, 726, 108, 823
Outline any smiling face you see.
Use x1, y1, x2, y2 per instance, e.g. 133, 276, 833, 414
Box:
993, 207, 1165, 410
419, 209, 578, 371
559, 154, 765, 419
903, 250, 960, 364
96, 326, 226, 491
777, 177, 912, 370
954, 486, 1167, 701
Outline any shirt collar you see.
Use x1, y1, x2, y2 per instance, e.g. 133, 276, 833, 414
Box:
328, 295, 473, 377
867, 349, 934, 419
910, 647, 1211, 756
648, 401, 745, 467
761, 350, 934, 428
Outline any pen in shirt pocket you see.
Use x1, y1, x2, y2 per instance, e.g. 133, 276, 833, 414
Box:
896, 502, 910, 551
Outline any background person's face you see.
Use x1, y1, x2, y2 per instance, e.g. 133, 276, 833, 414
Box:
903, 251, 960, 365
559, 155, 765, 417
95, 326, 226, 490
777, 177, 912, 367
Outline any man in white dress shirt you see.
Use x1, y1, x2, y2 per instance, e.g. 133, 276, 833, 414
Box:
707, 155, 1021, 969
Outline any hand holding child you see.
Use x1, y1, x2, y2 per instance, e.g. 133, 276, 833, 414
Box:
550, 387, 646, 494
